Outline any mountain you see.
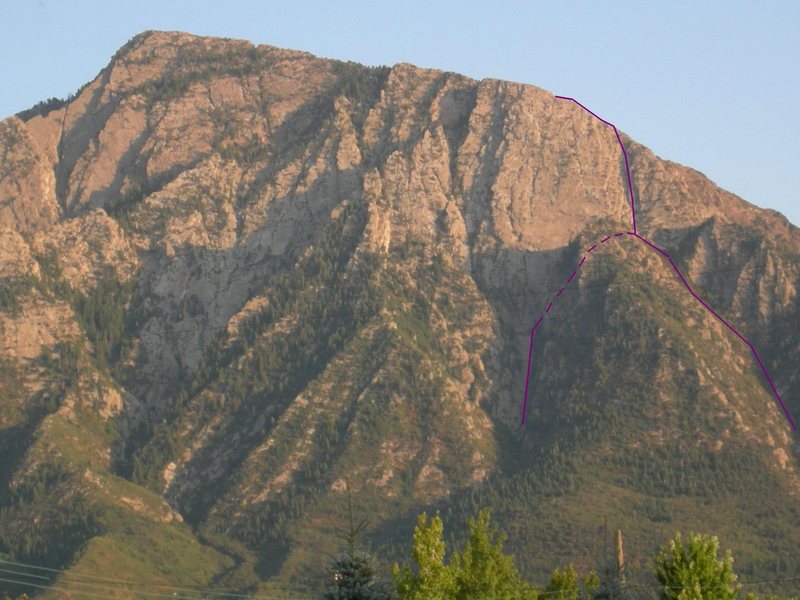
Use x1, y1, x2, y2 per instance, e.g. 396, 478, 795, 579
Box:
1, 30, 799, 597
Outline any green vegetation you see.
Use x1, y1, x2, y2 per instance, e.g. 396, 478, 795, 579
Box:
105, 180, 146, 219
323, 482, 394, 599
654, 533, 739, 600
449, 509, 539, 600
132, 44, 278, 108
393, 514, 457, 600
15, 97, 68, 121
0, 358, 26, 405
21, 245, 135, 371
0, 277, 36, 314
389, 510, 799, 600
331, 61, 390, 135
0, 462, 101, 570
546, 565, 600, 600
618, 444, 779, 499
0, 341, 82, 500
70, 270, 134, 368
6, 31, 800, 600
128, 196, 380, 511
391, 508, 602, 600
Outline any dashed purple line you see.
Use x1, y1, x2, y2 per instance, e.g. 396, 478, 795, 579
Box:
521, 328, 536, 421
521, 232, 626, 423
520, 96, 795, 431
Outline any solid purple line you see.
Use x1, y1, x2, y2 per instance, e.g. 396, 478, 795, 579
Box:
633, 233, 670, 258
665, 256, 747, 344
519, 229, 797, 432
522, 96, 794, 431
751, 347, 797, 430
555, 95, 637, 233
614, 127, 637, 234
614, 232, 624, 237
555, 96, 613, 127
634, 233, 796, 431
567, 271, 577, 283
521, 329, 536, 424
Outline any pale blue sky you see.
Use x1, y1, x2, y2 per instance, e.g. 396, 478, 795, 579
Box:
2, 1, 798, 225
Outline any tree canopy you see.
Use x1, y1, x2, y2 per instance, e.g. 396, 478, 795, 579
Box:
654, 532, 740, 600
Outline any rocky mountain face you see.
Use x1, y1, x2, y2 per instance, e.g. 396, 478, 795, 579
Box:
1, 30, 799, 597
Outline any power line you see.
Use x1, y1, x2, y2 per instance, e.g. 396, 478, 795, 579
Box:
0, 575, 119, 600
5, 570, 800, 600
4, 555, 800, 599
0, 558, 314, 599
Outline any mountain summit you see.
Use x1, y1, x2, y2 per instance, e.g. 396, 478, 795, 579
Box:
1, 30, 799, 596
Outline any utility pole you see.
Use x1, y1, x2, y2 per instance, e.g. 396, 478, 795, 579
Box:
615, 528, 625, 589
599, 520, 626, 599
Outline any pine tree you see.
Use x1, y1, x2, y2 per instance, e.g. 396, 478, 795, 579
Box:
325, 552, 394, 600
323, 479, 395, 600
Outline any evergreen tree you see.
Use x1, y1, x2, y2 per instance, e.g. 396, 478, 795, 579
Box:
324, 480, 395, 600
325, 552, 394, 600
654, 532, 740, 600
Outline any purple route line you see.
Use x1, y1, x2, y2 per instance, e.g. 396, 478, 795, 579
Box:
632, 233, 797, 430
521, 329, 536, 423
520, 233, 626, 424
520, 95, 796, 431
555, 95, 637, 234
